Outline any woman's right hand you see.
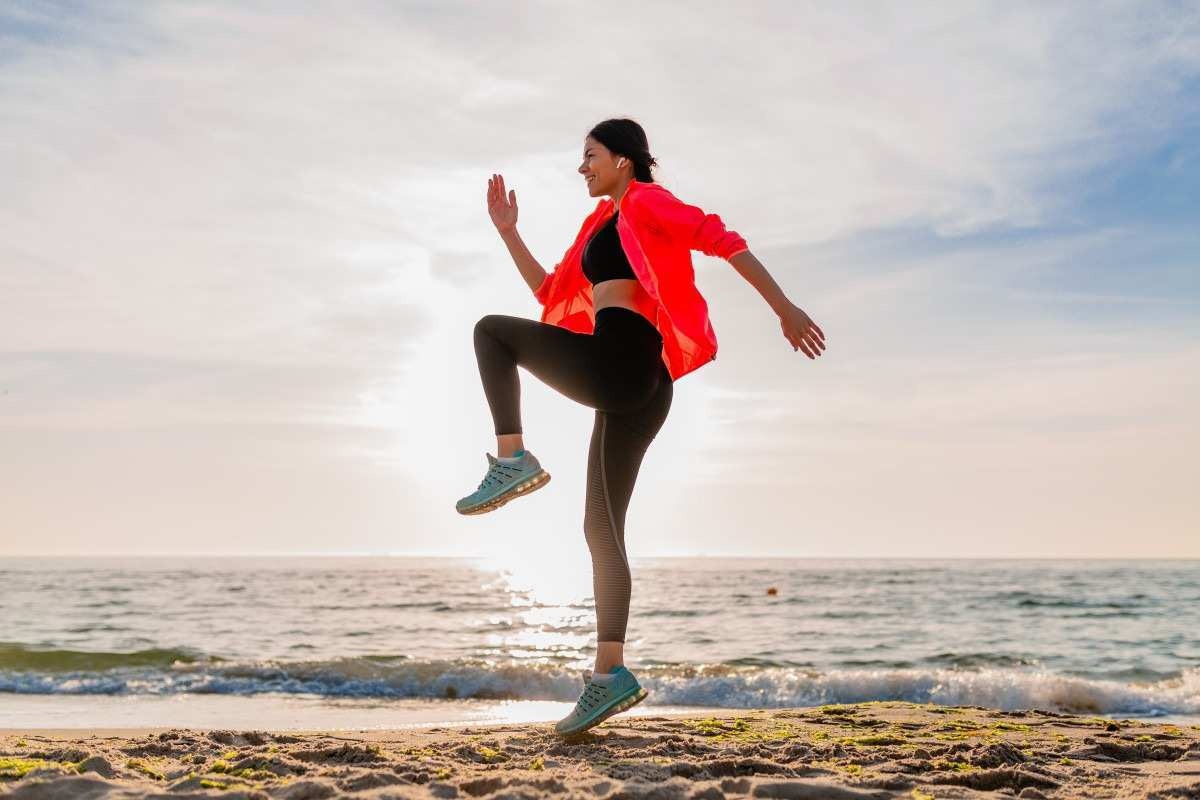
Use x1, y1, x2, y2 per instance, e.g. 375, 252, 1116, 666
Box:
487, 173, 518, 233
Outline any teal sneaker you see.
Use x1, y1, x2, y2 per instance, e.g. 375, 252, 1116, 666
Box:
554, 665, 649, 737
456, 449, 550, 515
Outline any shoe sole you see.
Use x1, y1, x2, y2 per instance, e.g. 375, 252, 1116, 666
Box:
456, 470, 551, 515
556, 686, 648, 737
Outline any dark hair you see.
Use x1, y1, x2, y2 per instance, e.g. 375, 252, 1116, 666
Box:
588, 118, 658, 183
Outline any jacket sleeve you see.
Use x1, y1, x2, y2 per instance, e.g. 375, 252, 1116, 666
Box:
639, 188, 749, 261
532, 262, 558, 305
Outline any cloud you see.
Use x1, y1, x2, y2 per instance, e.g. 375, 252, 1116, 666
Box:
0, 2, 1196, 555
0, 348, 427, 430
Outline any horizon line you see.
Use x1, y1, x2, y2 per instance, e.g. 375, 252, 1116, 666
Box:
1, 553, 1197, 561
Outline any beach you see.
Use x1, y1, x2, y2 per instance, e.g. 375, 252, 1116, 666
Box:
4, 702, 1200, 799
4, 557, 1199, 797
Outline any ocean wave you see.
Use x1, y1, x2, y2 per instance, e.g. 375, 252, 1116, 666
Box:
925, 652, 1041, 669
0, 642, 213, 672
1002, 591, 1155, 610
1, 646, 1198, 718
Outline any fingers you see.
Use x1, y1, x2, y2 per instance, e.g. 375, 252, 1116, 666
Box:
795, 307, 825, 342
783, 323, 825, 360
488, 174, 515, 208
785, 329, 810, 358
797, 319, 825, 354
804, 326, 826, 354
487, 174, 508, 207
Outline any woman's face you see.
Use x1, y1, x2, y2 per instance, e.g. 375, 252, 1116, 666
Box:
578, 136, 627, 198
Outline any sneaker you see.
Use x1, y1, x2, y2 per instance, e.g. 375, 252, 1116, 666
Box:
554, 665, 649, 737
455, 449, 551, 515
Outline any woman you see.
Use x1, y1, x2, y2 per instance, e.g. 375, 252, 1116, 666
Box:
457, 118, 825, 736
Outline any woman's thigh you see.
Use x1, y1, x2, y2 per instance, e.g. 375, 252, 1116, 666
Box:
607, 362, 674, 443
476, 314, 660, 413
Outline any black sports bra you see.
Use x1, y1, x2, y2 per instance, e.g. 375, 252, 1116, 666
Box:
582, 211, 637, 285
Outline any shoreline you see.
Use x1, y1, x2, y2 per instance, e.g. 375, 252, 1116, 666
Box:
0, 693, 738, 733
4, 702, 1200, 798
0, 705, 745, 740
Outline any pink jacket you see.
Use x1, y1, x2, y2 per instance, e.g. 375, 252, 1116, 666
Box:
532, 178, 748, 381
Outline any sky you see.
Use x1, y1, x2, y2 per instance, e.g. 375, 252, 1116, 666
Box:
1, 1, 1197, 561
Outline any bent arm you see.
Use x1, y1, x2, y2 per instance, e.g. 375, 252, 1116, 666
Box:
497, 226, 549, 296
635, 190, 790, 312
635, 188, 748, 260
729, 250, 793, 316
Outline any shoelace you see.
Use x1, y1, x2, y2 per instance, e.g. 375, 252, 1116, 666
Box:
576, 683, 609, 711
575, 669, 610, 712
477, 460, 521, 491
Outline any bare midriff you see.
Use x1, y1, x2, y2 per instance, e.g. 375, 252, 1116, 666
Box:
593, 278, 659, 326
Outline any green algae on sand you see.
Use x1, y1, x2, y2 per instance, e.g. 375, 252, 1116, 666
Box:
124, 758, 166, 781
0, 758, 53, 780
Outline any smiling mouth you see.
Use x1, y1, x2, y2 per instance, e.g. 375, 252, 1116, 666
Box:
586, 176, 596, 185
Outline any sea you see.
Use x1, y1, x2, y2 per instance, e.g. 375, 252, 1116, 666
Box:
2, 556, 1198, 731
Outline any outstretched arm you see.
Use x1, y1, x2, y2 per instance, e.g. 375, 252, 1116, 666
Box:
487, 174, 549, 294
634, 187, 827, 360
728, 250, 825, 359
729, 249, 790, 316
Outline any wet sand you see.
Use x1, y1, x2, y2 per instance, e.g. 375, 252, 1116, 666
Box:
3, 702, 1200, 798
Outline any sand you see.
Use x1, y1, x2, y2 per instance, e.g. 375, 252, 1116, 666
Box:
3, 702, 1200, 799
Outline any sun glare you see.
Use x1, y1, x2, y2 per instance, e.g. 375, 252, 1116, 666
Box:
472, 551, 597, 660
482, 551, 592, 608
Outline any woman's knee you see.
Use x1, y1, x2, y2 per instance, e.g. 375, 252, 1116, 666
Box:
474, 313, 504, 337
474, 314, 519, 352
476, 312, 530, 341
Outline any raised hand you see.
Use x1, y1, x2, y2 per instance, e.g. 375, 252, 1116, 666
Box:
487, 173, 518, 233
779, 303, 826, 360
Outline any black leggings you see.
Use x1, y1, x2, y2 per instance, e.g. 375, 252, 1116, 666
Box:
473, 307, 674, 643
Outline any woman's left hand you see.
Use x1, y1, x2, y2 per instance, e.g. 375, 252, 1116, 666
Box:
778, 303, 825, 359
